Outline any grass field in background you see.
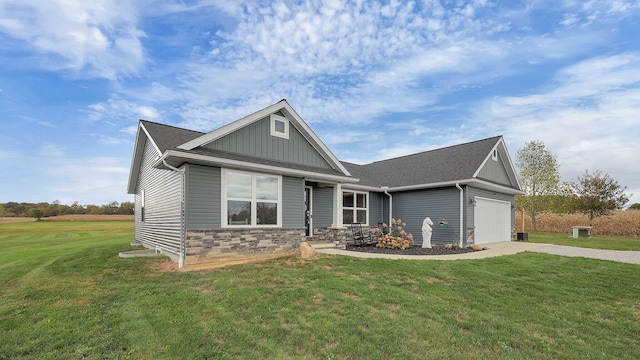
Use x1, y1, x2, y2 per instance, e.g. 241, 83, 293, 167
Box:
527, 232, 640, 251
1, 221, 639, 359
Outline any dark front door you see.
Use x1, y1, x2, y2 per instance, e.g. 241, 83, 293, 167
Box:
304, 186, 312, 236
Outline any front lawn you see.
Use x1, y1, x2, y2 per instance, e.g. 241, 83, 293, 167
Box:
1, 222, 639, 359
527, 232, 640, 250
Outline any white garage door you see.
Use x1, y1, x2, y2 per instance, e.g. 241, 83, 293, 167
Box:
474, 197, 511, 244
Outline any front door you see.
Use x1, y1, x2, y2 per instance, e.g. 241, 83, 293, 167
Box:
304, 186, 313, 236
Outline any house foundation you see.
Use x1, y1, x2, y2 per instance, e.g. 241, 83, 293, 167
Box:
185, 228, 305, 266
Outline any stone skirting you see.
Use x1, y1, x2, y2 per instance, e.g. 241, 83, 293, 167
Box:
185, 228, 305, 266
311, 226, 379, 248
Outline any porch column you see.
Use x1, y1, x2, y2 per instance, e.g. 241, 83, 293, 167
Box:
331, 183, 343, 228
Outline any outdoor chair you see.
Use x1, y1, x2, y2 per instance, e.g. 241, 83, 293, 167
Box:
350, 223, 376, 246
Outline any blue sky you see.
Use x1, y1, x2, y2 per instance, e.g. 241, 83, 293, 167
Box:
0, 0, 639, 206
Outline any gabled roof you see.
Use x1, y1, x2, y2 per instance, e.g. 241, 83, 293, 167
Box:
127, 102, 522, 196
141, 120, 204, 153
342, 136, 522, 194
177, 99, 351, 176
127, 101, 359, 194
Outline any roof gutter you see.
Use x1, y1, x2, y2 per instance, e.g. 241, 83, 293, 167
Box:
455, 182, 464, 247
163, 160, 186, 269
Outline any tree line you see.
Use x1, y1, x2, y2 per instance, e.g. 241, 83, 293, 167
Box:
0, 201, 134, 219
515, 140, 635, 232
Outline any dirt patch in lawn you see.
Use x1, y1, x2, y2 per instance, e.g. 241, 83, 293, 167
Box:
0, 217, 37, 224
43, 214, 134, 221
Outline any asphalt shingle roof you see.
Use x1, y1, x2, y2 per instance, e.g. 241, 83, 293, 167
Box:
141, 120, 204, 152
342, 136, 502, 188
141, 120, 505, 189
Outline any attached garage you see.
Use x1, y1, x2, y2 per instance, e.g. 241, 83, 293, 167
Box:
474, 197, 512, 244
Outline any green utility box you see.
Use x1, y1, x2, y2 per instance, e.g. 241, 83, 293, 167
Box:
572, 226, 592, 238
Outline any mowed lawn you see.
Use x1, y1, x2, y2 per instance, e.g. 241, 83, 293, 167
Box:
1, 222, 639, 359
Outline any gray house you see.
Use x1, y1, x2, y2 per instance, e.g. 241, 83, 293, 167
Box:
127, 99, 523, 267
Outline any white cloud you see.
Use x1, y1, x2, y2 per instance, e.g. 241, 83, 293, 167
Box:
477, 53, 640, 205
45, 156, 131, 203
0, 0, 145, 79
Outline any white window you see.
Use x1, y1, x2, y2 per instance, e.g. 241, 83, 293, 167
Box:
270, 114, 289, 139
222, 169, 282, 227
492, 149, 498, 161
343, 190, 368, 225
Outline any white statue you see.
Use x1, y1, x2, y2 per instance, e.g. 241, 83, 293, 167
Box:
422, 217, 433, 248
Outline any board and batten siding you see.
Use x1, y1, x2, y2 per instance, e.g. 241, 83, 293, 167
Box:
391, 187, 461, 246
185, 164, 220, 230
203, 115, 333, 170
467, 186, 516, 230
135, 138, 183, 254
476, 147, 518, 187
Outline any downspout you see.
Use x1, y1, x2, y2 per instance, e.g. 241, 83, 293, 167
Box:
163, 160, 186, 268
382, 186, 392, 226
455, 183, 464, 247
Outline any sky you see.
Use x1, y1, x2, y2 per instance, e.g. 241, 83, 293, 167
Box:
0, 0, 639, 207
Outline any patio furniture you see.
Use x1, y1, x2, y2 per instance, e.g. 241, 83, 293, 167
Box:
351, 223, 376, 246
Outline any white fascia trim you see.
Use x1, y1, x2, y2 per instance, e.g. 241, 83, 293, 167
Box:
499, 138, 523, 191
280, 103, 352, 177
381, 178, 524, 195
464, 179, 525, 195
472, 137, 501, 179
177, 103, 283, 150
140, 122, 162, 156
127, 122, 162, 194
158, 150, 360, 184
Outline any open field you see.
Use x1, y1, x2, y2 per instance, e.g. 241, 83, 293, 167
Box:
527, 233, 640, 251
516, 210, 640, 237
1, 222, 639, 359
0, 214, 134, 224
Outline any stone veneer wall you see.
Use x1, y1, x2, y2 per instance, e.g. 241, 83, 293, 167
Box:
312, 226, 380, 248
185, 228, 305, 266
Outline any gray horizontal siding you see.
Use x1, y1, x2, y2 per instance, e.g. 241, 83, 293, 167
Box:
186, 166, 303, 229
185, 164, 221, 230
312, 185, 333, 227
135, 139, 183, 254
391, 187, 461, 246
283, 176, 304, 228
205, 115, 333, 169
369, 191, 384, 226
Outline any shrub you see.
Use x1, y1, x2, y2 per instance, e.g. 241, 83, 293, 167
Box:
376, 218, 414, 249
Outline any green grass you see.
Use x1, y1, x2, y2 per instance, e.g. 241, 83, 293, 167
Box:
1, 222, 639, 359
528, 232, 640, 250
